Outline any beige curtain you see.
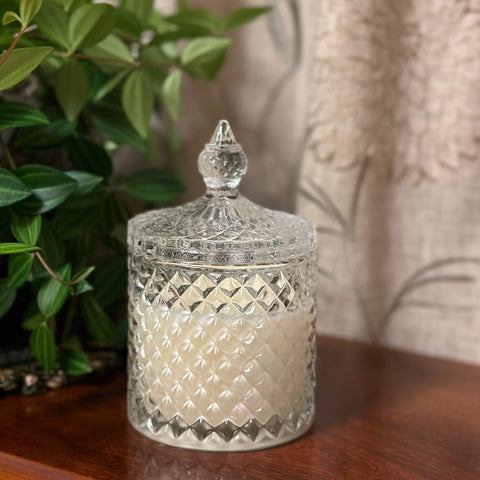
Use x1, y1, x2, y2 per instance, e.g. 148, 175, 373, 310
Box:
157, 0, 480, 365
298, 0, 480, 365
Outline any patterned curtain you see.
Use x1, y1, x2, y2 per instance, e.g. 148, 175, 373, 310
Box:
297, 0, 480, 365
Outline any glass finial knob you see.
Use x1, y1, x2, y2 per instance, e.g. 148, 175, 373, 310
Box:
198, 120, 247, 196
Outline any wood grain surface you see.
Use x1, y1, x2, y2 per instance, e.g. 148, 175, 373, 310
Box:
0, 336, 479, 480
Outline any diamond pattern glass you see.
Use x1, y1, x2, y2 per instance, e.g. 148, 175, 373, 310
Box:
127, 120, 317, 451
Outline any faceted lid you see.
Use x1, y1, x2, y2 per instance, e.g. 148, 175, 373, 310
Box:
128, 120, 315, 266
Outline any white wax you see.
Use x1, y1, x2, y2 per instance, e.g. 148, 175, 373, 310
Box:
134, 298, 312, 427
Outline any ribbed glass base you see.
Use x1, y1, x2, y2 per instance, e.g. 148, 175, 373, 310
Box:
127, 403, 314, 451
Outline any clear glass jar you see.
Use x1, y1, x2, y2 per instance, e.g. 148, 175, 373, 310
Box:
127, 121, 317, 451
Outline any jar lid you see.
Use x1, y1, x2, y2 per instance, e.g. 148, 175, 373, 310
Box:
128, 120, 315, 266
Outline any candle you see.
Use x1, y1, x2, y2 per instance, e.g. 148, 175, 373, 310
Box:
134, 297, 314, 430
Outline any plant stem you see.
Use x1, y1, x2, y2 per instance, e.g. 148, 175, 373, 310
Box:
0, 28, 26, 67
53, 51, 137, 66
35, 252, 71, 286
51, 50, 175, 69
139, 60, 178, 69
0, 135, 16, 170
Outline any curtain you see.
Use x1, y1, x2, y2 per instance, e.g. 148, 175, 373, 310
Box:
297, 0, 480, 365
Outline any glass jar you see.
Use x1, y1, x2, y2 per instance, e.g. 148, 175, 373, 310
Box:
127, 120, 317, 451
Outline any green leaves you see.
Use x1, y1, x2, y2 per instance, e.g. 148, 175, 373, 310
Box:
222, 7, 270, 30
35, 1, 70, 49
81, 293, 116, 344
11, 213, 42, 245
0, 47, 53, 91
55, 60, 89, 122
0, 103, 49, 130
181, 37, 231, 81
162, 70, 182, 122
0, 242, 40, 254
121, 170, 185, 203
8, 253, 33, 289
30, 323, 55, 371
37, 263, 71, 317
122, 70, 154, 139
22, 311, 44, 331
83, 35, 133, 64
20, 0, 43, 26
121, 0, 153, 22
92, 68, 132, 103
68, 137, 112, 178
14, 165, 77, 214
0, 167, 31, 207
59, 349, 92, 375
89, 256, 127, 308
168, 9, 221, 35
65, 171, 103, 195
14, 116, 76, 150
69, 4, 115, 51
90, 107, 145, 151
0, 279, 16, 318
2, 0, 43, 28
71, 266, 95, 284
3, 11, 22, 26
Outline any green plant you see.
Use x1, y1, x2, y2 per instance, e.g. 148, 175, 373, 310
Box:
0, 0, 269, 375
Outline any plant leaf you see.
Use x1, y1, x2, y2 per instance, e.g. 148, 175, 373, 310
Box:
69, 3, 115, 51
37, 263, 71, 317
0, 103, 49, 130
51, 205, 100, 240
10, 213, 41, 244
3, 11, 22, 26
35, 1, 69, 49
81, 293, 116, 344
0, 167, 31, 207
0, 47, 52, 91
14, 165, 78, 214
58, 185, 104, 211
22, 310, 45, 331
55, 60, 89, 122
121, 0, 153, 22
120, 170, 185, 203
92, 68, 132, 103
83, 34, 134, 64
0, 278, 16, 318
67, 136, 112, 178
36, 218, 65, 267
113, 8, 142, 39
168, 9, 221, 34
222, 7, 270, 31
180, 37, 231, 81
20, 0, 43, 26
121, 69, 154, 139
8, 252, 33, 289
90, 107, 145, 151
0, 242, 40, 254
74, 280, 92, 295
161, 70, 182, 122
89, 256, 127, 308
14, 116, 76, 151
59, 349, 92, 375
65, 170, 103, 195
71, 265, 95, 284
30, 323, 55, 371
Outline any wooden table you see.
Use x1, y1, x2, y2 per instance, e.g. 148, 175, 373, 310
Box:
0, 336, 479, 480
